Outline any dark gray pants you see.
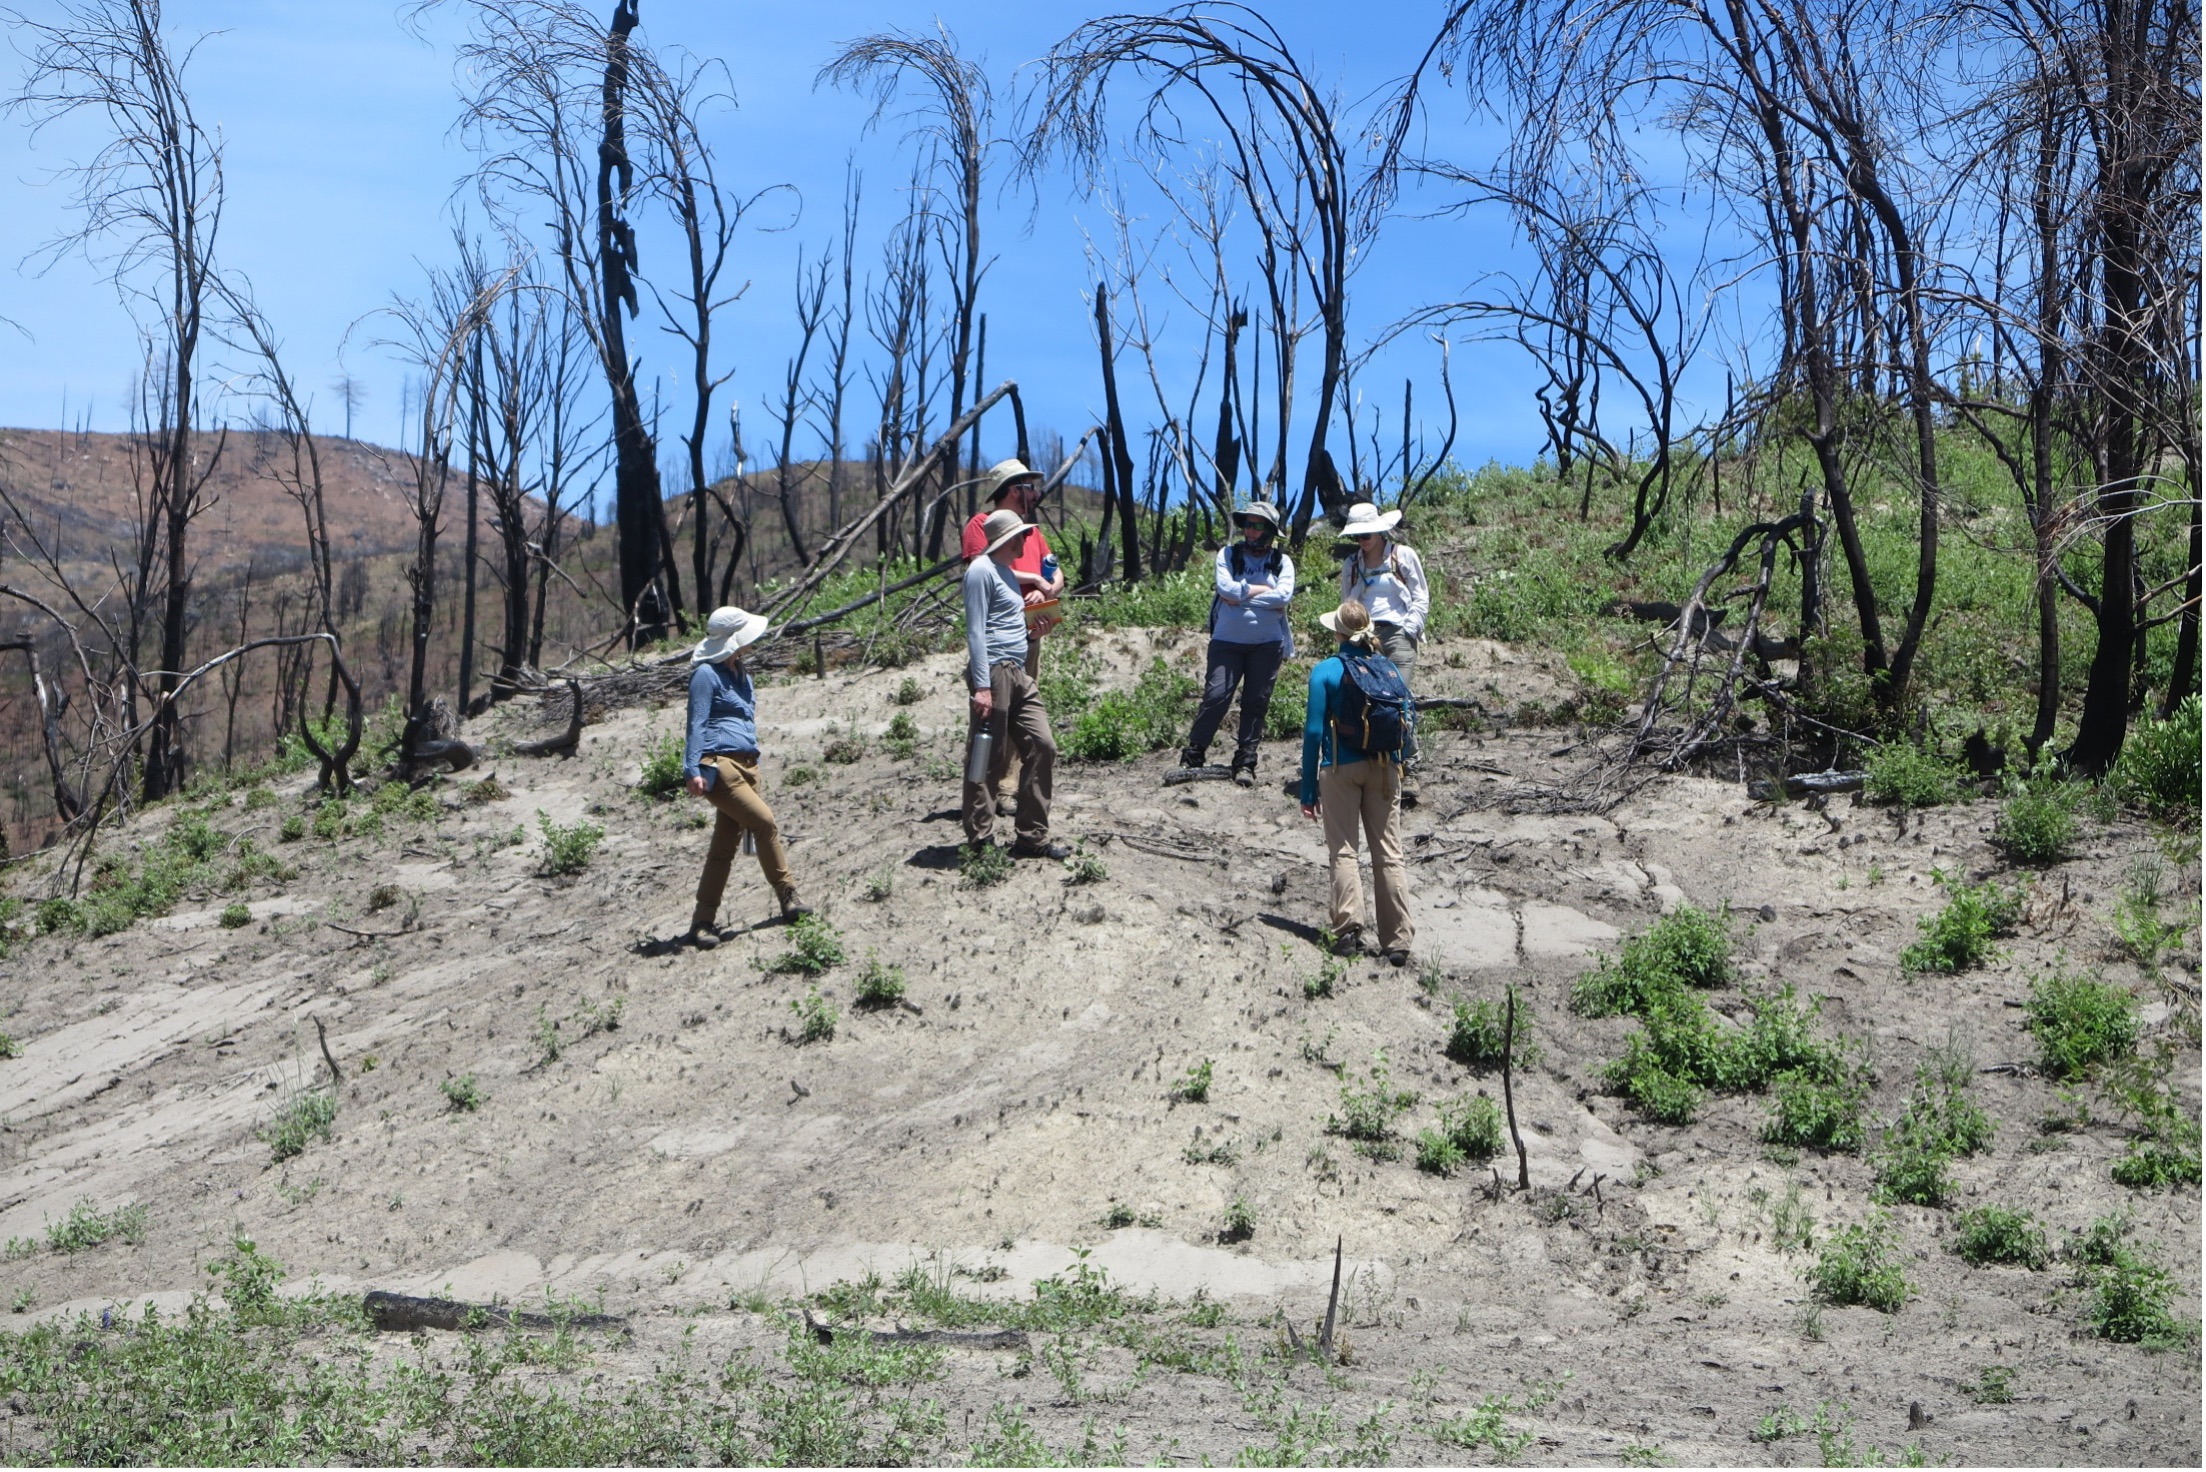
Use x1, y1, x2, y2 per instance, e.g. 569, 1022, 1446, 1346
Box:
1181, 639, 1286, 771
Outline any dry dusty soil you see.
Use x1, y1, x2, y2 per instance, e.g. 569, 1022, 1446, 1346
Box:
1, 625, 2198, 1465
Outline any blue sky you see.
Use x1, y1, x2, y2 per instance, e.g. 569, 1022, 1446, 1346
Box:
0, 1, 1720, 489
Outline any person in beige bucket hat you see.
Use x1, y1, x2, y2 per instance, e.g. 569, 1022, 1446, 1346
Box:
680, 605, 809, 948
962, 509, 1069, 860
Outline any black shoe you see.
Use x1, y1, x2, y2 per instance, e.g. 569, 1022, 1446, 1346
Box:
1232, 767, 1256, 788
1386, 948, 1412, 968
687, 924, 722, 951
1400, 786, 1421, 809
1179, 750, 1206, 770
1328, 926, 1365, 958
1011, 839, 1072, 861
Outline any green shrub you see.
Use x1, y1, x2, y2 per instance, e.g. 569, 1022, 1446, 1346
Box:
1172, 1058, 1214, 1104
1220, 1196, 1256, 1243
784, 765, 818, 787
1265, 663, 1311, 741
1444, 994, 1540, 1070
854, 952, 907, 1009
1414, 1095, 1504, 1176
790, 987, 838, 1044
1872, 1127, 1954, 1207
278, 814, 306, 842
45, 1198, 149, 1255
260, 1089, 336, 1163
535, 811, 605, 876
219, 902, 252, 929
821, 730, 867, 765
2112, 696, 2200, 818
0, 1031, 18, 1060
958, 842, 1012, 889
1328, 1052, 1417, 1159
1873, 1052, 1994, 1207
1952, 1206, 2050, 1269
1062, 844, 1108, 884
893, 675, 925, 706
1993, 774, 2080, 865
2079, 1240, 2184, 1345
637, 732, 686, 798
2102, 1043, 2202, 1190
1864, 742, 1964, 807
440, 1074, 483, 1112
1571, 904, 1731, 1016
1764, 1069, 1869, 1153
771, 914, 846, 975
36, 897, 84, 934
1809, 1214, 1910, 1312
1900, 872, 2021, 973
2025, 969, 2138, 1079
1060, 658, 1198, 762
883, 711, 920, 760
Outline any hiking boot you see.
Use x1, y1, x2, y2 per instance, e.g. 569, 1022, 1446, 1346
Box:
1386, 948, 1412, 968
1328, 926, 1365, 958
687, 924, 722, 951
1179, 748, 1206, 770
776, 888, 813, 920
1399, 784, 1421, 809
1232, 766, 1256, 788
1010, 838, 1073, 861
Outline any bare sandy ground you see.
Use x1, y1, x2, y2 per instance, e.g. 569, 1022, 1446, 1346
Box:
1, 627, 2197, 1465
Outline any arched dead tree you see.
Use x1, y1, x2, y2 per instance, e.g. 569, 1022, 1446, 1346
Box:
1027, 3, 1367, 545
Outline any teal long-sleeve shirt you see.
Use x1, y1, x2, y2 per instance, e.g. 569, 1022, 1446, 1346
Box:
1299, 654, 1373, 806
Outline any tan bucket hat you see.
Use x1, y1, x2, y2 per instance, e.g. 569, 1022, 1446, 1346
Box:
978, 507, 1036, 557
981, 458, 1043, 504
690, 605, 770, 664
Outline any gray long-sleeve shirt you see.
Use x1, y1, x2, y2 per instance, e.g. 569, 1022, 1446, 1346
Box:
964, 554, 1030, 688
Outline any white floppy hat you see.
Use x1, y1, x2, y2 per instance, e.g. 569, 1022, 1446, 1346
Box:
1340, 501, 1402, 538
690, 605, 770, 664
978, 506, 1036, 557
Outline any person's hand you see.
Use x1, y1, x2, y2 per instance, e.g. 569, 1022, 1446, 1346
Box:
1246, 582, 1274, 599
1301, 801, 1320, 821
685, 775, 707, 798
1023, 588, 1049, 607
971, 688, 995, 720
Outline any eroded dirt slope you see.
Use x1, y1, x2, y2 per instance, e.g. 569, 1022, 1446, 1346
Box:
1, 626, 2197, 1465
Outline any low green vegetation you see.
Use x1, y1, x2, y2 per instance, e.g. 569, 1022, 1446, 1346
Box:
789, 987, 838, 1044
1763, 1067, 1870, 1153
1994, 772, 2081, 865
853, 952, 906, 1008
219, 901, 252, 929
771, 914, 846, 975
1056, 657, 1199, 762
1414, 1094, 1504, 1177
2103, 1043, 2203, 1191
534, 811, 605, 876
25, 810, 295, 939
1864, 742, 1966, 808
2025, 968, 2138, 1079
1444, 993, 1539, 1070
1809, 1213, 1911, 1313
1328, 1052, 1418, 1160
1873, 1048, 1995, 1207
1952, 1206, 2050, 1269
44, 1198, 149, 1255
2069, 1216, 2188, 1346
259, 1088, 336, 1163
1571, 904, 1731, 1016
1171, 1058, 1213, 1104
957, 841, 1013, 889
636, 731, 686, 797
1062, 844, 1108, 884
882, 711, 920, 760
2112, 696, 2201, 818
1899, 871, 2020, 973
1219, 1195, 1255, 1243
440, 1074, 483, 1113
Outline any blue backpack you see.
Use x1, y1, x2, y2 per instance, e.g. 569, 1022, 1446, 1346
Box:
1332, 648, 1414, 757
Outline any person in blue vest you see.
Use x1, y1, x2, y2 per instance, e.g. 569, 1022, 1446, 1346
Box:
1299, 599, 1414, 966
1178, 501, 1296, 786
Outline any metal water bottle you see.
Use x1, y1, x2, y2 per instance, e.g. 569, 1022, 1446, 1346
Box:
965, 725, 993, 786
741, 829, 757, 856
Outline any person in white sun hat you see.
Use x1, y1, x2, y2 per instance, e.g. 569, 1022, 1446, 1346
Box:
1337, 500, 1430, 804
680, 605, 808, 949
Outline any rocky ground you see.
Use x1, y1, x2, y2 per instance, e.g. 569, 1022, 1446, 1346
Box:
0, 624, 2197, 1465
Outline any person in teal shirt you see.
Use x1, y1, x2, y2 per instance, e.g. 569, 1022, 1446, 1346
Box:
1299, 600, 1413, 965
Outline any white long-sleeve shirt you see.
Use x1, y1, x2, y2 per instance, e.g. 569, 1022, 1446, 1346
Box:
1340, 541, 1430, 639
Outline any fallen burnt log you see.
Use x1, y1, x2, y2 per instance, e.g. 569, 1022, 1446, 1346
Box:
512, 678, 583, 758
800, 1309, 1027, 1351
363, 1289, 629, 1335
1748, 769, 1866, 801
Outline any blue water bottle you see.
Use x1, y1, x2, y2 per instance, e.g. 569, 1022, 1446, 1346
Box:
1041, 553, 1060, 585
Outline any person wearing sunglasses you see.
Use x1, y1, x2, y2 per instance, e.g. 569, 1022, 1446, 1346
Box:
1337, 501, 1429, 804
1179, 500, 1296, 786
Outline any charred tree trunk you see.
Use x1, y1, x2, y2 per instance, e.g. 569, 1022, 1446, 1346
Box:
1095, 285, 1142, 582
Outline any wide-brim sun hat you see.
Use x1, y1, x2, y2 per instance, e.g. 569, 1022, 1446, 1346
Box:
981, 457, 1044, 503
979, 507, 1037, 557
1235, 501, 1283, 532
1341, 501, 1402, 538
691, 605, 771, 664
1320, 603, 1373, 636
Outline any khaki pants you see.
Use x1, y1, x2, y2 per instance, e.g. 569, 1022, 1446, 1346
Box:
692, 752, 795, 928
1319, 758, 1412, 951
964, 661, 1055, 848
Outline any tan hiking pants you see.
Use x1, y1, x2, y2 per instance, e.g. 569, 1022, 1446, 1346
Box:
963, 661, 1056, 848
692, 752, 795, 928
1319, 758, 1413, 951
